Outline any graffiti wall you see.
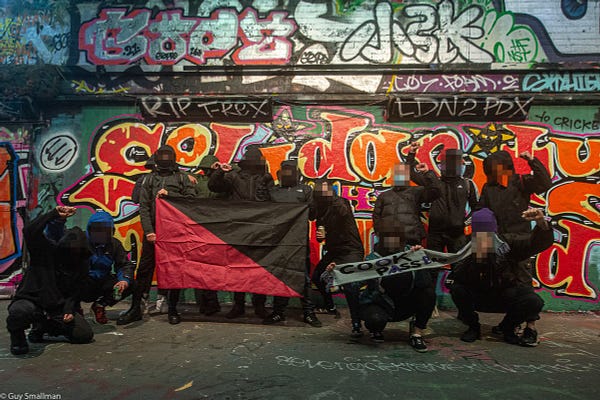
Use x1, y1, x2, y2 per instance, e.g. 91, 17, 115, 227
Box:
42, 104, 596, 311
0, 0, 598, 311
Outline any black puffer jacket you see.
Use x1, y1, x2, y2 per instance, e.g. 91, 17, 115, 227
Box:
372, 186, 439, 245
478, 151, 552, 234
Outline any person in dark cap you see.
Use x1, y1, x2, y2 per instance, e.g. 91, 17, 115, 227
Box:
78, 211, 135, 324
262, 160, 322, 327
478, 150, 551, 235
6, 206, 93, 355
117, 145, 196, 325
448, 207, 553, 346
208, 146, 274, 319
407, 143, 478, 254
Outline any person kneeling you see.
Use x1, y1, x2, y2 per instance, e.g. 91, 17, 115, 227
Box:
448, 207, 553, 347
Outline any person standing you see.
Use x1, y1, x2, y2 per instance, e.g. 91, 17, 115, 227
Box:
117, 145, 196, 325
208, 146, 274, 319
262, 160, 322, 327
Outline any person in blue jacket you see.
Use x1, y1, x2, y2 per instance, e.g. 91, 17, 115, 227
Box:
79, 211, 135, 324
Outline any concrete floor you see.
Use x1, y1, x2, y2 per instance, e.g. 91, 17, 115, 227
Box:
0, 300, 599, 400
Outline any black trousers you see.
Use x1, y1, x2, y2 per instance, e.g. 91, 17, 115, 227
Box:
167, 289, 220, 311
450, 283, 544, 331
355, 286, 437, 333
130, 237, 156, 307
79, 275, 134, 307
6, 299, 93, 344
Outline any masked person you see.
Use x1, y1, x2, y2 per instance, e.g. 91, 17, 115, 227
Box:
262, 160, 321, 327
309, 180, 364, 334
6, 206, 94, 355
478, 150, 551, 235
208, 146, 274, 319
166, 154, 228, 323
78, 211, 134, 324
407, 143, 478, 254
448, 208, 553, 346
118, 145, 196, 325
368, 162, 440, 350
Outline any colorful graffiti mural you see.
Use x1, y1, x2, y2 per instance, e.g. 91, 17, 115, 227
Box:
55, 105, 600, 310
0, 1, 594, 72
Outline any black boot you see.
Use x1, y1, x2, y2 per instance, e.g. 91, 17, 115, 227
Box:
460, 324, 481, 343
117, 291, 143, 325
167, 290, 181, 324
10, 330, 29, 355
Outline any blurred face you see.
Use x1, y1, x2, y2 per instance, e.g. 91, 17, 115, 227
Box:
441, 154, 463, 177
314, 182, 334, 202
88, 225, 112, 245
393, 163, 410, 187
155, 149, 175, 170
280, 166, 298, 187
492, 161, 513, 185
472, 231, 495, 262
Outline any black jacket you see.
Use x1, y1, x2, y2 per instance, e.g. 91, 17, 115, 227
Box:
407, 153, 478, 236
450, 225, 554, 292
372, 186, 439, 246
309, 196, 364, 263
208, 168, 274, 201
269, 183, 312, 203
12, 209, 89, 315
478, 152, 552, 234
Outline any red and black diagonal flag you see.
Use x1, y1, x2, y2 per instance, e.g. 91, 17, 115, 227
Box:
155, 197, 308, 297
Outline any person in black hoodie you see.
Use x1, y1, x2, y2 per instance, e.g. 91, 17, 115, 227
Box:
309, 180, 364, 334
478, 150, 552, 235
208, 146, 274, 319
407, 143, 478, 253
6, 206, 94, 355
117, 145, 196, 325
262, 160, 321, 327
448, 207, 553, 346
79, 211, 135, 324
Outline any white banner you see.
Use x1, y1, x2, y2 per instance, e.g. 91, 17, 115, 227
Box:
332, 244, 472, 286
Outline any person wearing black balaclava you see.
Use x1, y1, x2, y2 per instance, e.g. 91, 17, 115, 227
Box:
6, 206, 94, 355
309, 180, 364, 333
117, 145, 196, 325
407, 143, 478, 255
262, 160, 322, 327
370, 161, 440, 349
208, 146, 274, 319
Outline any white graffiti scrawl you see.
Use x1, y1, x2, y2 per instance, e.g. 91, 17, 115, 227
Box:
295, 0, 493, 65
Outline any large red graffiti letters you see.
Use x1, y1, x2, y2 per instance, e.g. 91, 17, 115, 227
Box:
80, 8, 296, 66
536, 220, 599, 299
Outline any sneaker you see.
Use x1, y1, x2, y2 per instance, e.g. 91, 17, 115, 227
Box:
27, 329, 45, 343
410, 335, 428, 352
155, 295, 168, 314
519, 327, 539, 347
91, 303, 108, 324
370, 331, 385, 343
460, 326, 481, 342
225, 305, 245, 319
503, 330, 521, 345
168, 312, 181, 325
262, 312, 285, 325
116, 307, 142, 325
303, 313, 322, 328
327, 308, 341, 319
350, 321, 363, 338
10, 330, 29, 355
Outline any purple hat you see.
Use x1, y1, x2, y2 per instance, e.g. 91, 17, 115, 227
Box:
471, 208, 498, 233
